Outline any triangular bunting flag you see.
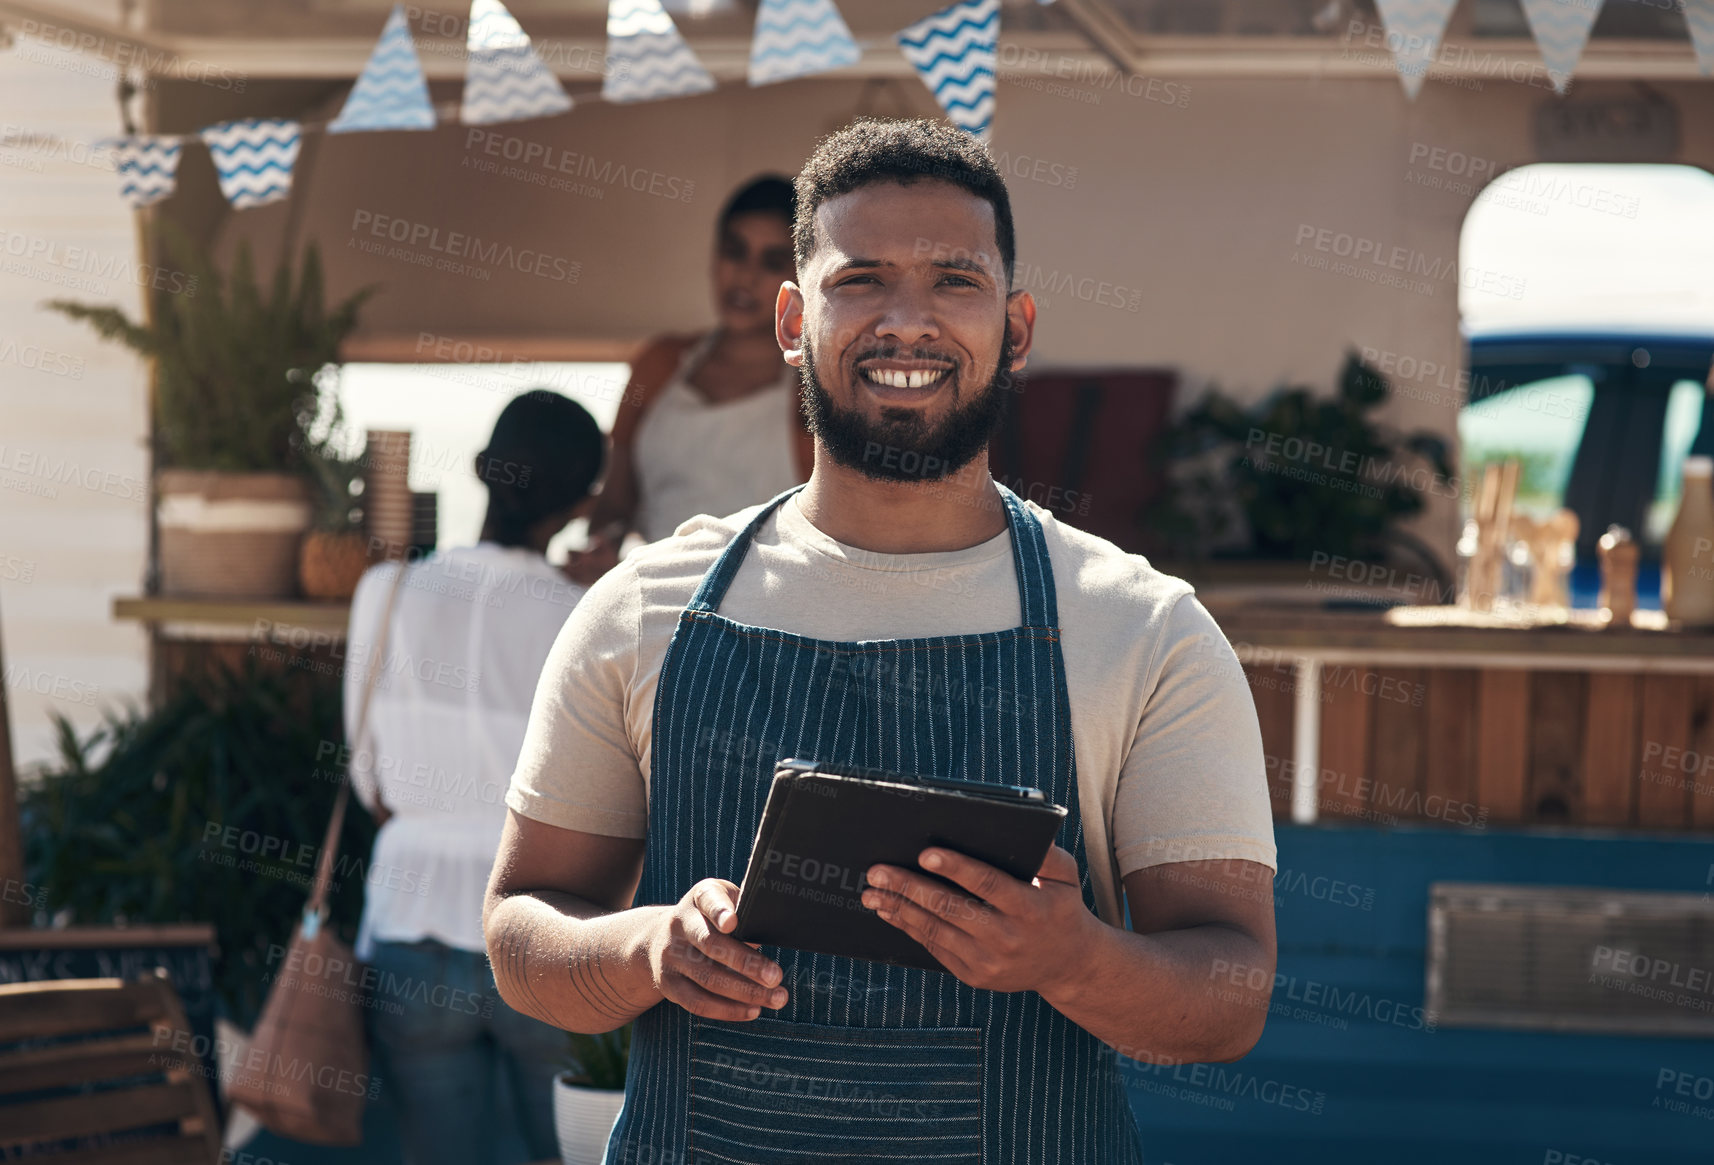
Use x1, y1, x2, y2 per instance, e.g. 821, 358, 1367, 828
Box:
1518, 0, 1603, 94
748, 0, 861, 86
199, 119, 301, 209
604, 0, 717, 103
461, 0, 573, 125
1372, 0, 1458, 99
331, 5, 437, 132
112, 136, 182, 207
1684, 0, 1714, 75
897, 0, 999, 141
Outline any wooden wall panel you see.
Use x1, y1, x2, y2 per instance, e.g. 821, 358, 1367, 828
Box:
1368, 668, 1426, 823
1527, 672, 1587, 823
1475, 670, 1530, 824
1424, 670, 1480, 827
1638, 675, 1696, 829
1291, 663, 1714, 834
1582, 673, 1639, 827
1692, 676, 1714, 830
1319, 664, 1373, 822
1243, 664, 1295, 819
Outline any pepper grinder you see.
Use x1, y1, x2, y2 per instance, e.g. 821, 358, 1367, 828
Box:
1597, 525, 1639, 628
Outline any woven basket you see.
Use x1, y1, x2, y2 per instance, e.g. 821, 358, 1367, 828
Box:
156, 470, 313, 599
298, 531, 375, 601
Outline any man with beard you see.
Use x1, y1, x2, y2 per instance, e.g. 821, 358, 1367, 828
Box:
487, 119, 1276, 1163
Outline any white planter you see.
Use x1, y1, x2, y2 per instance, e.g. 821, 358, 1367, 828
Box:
553, 1072, 625, 1165
155, 469, 313, 598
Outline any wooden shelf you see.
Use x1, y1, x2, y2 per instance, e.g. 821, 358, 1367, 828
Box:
113, 596, 350, 638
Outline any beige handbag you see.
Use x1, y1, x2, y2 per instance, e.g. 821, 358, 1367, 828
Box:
228, 562, 408, 1145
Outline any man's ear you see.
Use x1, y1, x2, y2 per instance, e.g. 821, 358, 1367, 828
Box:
777, 281, 806, 368
1005, 290, 1037, 371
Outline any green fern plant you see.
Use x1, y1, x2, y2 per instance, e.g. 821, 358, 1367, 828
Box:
19, 657, 373, 1028
46, 228, 375, 474
563, 1025, 632, 1090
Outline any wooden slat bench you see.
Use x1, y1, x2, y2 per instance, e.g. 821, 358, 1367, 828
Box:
0, 972, 221, 1164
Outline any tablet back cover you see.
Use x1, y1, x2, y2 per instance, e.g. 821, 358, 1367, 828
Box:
733, 769, 1067, 973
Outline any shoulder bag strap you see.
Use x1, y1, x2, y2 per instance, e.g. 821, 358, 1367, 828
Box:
305, 560, 410, 925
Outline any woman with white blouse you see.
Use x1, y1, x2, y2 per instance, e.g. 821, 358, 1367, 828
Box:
342, 390, 603, 1165
565, 175, 811, 581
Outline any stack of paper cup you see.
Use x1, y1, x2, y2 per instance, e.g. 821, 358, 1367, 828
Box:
410, 491, 438, 557
364, 429, 413, 562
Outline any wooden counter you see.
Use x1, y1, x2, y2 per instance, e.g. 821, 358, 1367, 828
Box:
1212, 603, 1714, 667
1206, 603, 1714, 835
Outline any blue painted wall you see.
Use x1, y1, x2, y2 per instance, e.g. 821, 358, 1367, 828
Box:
1127, 824, 1714, 1165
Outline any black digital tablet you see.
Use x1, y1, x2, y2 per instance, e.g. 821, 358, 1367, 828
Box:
731, 758, 1069, 973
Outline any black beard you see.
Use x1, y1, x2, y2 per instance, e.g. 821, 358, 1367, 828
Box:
797, 331, 1014, 484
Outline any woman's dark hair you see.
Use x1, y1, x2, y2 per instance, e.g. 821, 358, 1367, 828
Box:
793, 118, 1014, 285
718, 174, 796, 236
475, 389, 605, 548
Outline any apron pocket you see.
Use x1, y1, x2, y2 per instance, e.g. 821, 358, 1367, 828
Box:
688, 1015, 982, 1165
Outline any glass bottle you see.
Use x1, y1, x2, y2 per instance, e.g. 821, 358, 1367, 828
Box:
1662, 455, 1714, 627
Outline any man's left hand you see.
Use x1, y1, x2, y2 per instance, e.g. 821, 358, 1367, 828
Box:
862, 845, 1094, 995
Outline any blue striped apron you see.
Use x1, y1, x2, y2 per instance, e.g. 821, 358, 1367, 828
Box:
605, 484, 1145, 1165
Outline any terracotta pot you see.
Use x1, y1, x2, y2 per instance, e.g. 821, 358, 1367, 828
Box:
552, 1072, 625, 1165
155, 470, 313, 599
298, 530, 375, 601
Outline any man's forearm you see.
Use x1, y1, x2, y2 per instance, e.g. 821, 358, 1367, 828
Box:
1039, 919, 1273, 1065
487, 890, 669, 1034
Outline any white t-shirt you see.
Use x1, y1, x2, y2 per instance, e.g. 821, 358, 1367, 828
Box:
632, 332, 800, 544
343, 544, 587, 960
507, 494, 1276, 927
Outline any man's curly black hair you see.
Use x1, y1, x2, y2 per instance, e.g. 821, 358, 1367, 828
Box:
792, 118, 1016, 288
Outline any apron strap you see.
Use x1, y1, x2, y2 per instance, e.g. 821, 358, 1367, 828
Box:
996, 483, 1061, 631
686, 484, 805, 613
688, 480, 1063, 632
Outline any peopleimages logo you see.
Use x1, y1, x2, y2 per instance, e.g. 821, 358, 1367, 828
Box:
348, 210, 581, 284
462, 129, 695, 202
152, 1025, 378, 1098
0, 338, 84, 380
13, 18, 247, 92
0, 229, 198, 296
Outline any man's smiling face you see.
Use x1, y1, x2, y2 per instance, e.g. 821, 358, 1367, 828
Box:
784, 178, 1031, 483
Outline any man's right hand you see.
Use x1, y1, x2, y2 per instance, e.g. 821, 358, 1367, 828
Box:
648, 878, 788, 1021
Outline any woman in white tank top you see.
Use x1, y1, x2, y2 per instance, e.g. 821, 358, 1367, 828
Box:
570, 176, 810, 577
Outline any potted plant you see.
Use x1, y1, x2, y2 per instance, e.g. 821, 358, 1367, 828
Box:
48, 233, 373, 599
554, 1026, 630, 1165
296, 391, 376, 601
1149, 351, 1455, 591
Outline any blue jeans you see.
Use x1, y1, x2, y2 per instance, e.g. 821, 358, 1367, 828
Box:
365, 938, 567, 1165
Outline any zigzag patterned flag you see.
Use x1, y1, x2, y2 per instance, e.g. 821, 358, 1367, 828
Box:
1518, 0, 1604, 94
199, 119, 300, 209
1684, 0, 1714, 75
897, 0, 999, 141
748, 0, 860, 86
1372, 0, 1458, 99
112, 136, 182, 207
331, 5, 436, 132
461, 0, 573, 125
604, 0, 716, 103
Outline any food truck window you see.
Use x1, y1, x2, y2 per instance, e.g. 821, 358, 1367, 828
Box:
1459, 163, 1714, 570
318, 361, 631, 560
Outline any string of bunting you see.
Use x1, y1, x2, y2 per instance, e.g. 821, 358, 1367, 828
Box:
51, 0, 1714, 210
